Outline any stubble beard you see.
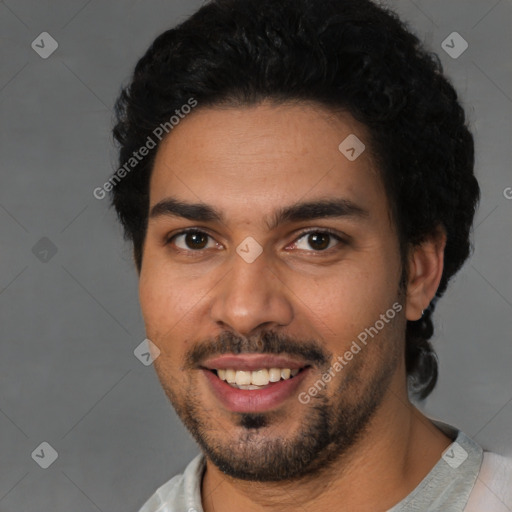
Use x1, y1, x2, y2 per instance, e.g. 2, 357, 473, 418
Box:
156, 341, 400, 483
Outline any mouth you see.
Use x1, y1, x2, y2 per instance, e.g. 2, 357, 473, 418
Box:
199, 354, 313, 412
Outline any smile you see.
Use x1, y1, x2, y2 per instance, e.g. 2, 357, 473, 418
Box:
212, 367, 302, 389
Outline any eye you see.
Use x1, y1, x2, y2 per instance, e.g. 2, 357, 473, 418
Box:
165, 228, 346, 255
290, 230, 344, 252
169, 229, 219, 251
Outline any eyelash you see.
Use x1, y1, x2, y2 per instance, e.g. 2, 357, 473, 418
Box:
165, 227, 347, 255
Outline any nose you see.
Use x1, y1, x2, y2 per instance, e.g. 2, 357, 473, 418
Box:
209, 248, 294, 337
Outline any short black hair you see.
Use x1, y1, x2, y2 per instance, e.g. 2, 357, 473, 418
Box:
111, 0, 480, 400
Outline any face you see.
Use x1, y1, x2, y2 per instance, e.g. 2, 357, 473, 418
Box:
139, 102, 407, 482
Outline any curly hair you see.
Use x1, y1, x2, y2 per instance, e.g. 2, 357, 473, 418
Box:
111, 0, 480, 399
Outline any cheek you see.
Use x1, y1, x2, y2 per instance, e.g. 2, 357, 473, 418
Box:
139, 261, 187, 325
287, 260, 401, 350
292, 263, 391, 313
138, 261, 213, 361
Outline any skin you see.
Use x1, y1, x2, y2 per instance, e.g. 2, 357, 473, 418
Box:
138, 101, 451, 511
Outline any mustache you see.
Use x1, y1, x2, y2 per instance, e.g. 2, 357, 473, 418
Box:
184, 330, 330, 369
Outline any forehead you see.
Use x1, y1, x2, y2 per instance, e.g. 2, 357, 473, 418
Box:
149, 101, 386, 223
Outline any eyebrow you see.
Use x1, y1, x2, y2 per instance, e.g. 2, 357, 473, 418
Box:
149, 196, 369, 229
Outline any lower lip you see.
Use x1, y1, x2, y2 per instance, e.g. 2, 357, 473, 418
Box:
202, 368, 311, 413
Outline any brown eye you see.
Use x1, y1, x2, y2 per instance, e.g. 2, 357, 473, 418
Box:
172, 230, 214, 250
307, 233, 330, 250
185, 232, 208, 249
292, 230, 344, 252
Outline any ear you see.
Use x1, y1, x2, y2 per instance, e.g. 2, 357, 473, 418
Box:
405, 225, 447, 321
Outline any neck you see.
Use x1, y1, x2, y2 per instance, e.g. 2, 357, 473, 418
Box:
201, 382, 452, 512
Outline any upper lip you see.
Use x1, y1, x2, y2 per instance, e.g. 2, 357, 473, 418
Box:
200, 354, 311, 371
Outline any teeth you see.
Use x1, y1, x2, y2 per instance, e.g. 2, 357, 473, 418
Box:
268, 368, 281, 382
215, 367, 302, 388
252, 369, 269, 386
235, 370, 252, 386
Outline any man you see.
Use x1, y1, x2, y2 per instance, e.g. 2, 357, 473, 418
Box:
110, 0, 512, 510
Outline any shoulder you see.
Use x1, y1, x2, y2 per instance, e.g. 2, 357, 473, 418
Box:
465, 451, 512, 512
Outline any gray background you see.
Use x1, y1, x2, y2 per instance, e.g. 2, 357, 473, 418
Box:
0, 0, 511, 510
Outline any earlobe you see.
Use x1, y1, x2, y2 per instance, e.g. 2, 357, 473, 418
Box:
405, 225, 447, 321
